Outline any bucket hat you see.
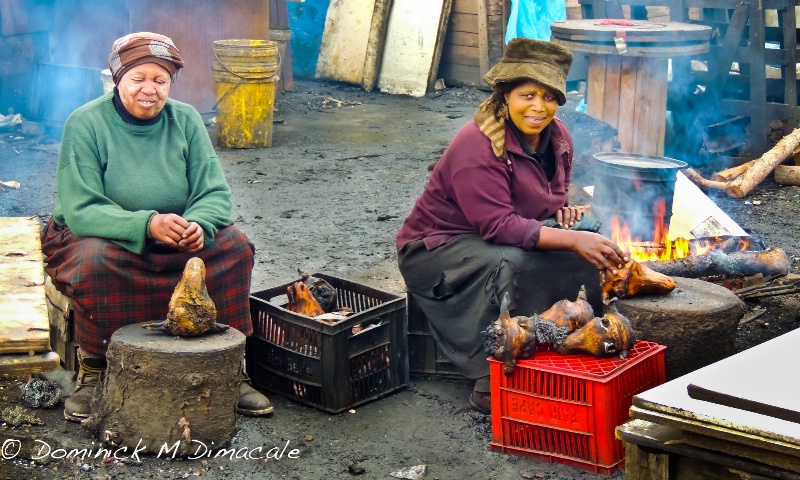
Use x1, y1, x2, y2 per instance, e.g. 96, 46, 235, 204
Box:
483, 38, 573, 105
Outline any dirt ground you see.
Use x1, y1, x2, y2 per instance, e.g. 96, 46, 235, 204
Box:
1, 79, 800, 480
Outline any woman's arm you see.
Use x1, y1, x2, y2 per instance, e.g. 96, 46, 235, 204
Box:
537, 227, 628, 273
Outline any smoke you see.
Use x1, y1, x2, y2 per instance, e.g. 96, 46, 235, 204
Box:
1, 2, 123, 123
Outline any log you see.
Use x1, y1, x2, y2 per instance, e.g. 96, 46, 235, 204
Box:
774, 165, 800, 186
683, 128, 800, 198
727, 128, 800, 197
681, 168, 729, 191
710, 159, 756, 182
85, 323, 245, 455
641, 248, 789, 279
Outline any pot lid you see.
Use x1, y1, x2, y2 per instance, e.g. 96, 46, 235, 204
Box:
593, 153, 687, 171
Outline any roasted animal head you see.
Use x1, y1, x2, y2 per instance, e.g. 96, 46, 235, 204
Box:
539, 285, 595, 330
286, 281, 325, 317
602, 259, 675, 304
146, 257, 225, 337
554, 300, 636, 358
482, 292, 538, 375
298, 269, 338, 313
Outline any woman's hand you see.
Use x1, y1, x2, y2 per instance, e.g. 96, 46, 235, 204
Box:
149, 214, 204, 252
178, 222, 204, 252
569, 231, 628, 274
555, 206, 584, 229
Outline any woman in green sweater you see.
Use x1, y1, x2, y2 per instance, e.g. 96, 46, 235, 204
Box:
41, 32, 272, 421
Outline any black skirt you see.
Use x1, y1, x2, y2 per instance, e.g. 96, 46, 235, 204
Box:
398, 234, 602, 378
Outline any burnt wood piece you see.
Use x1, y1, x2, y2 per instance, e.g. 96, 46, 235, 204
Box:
687, 383, 800, 425
641, 248, 790, 279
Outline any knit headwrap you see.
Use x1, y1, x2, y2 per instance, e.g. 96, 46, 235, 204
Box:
109, 32, 184, 85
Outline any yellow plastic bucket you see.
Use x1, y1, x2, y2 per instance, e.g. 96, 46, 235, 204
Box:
212, 39, 280, 148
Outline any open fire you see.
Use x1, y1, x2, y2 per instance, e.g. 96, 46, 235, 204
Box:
607, 198, 757, 262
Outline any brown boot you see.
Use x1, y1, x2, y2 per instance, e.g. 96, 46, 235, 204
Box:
468, 376, 491, 415
64, 350, 105, 422
237, 361, 274, 416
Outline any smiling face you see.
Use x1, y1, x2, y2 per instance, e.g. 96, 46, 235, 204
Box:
117, 63, 172, 120
504, 80, 559, 148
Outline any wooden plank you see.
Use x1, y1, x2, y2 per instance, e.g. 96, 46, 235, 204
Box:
647, 57, 669, 156
477, 0, 490, 76
681, 429, 800, 474
551, 38, 710, 57
428, 0, 454, 92
615, 56, 636, 152
378, 0, 452, 97
439, 61, 483, 86
443, 44, 480, 66
449, 11, 478, 32
618, 419, 800, 479
780, 4, 797, 115
452, 0, 477, 15
601, 54, 621, 130
486, 0, 503, 16
749, 1, 769, 156
0, 217, 49, 355
0, 351, 60, 376
316, 0, 381, 86
586, 53, 607, 121
446, 30, 479, 48
630, 56, 656, 154
362, 0, 393, 92
719, 99, 799, 120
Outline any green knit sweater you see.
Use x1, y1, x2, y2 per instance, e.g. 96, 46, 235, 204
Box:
53, 93, 233, 254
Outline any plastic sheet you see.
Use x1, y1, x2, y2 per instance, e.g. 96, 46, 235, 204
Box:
505, 0, 566, 43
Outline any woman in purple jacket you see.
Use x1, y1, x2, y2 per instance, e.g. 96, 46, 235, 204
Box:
396, 38, 627, 414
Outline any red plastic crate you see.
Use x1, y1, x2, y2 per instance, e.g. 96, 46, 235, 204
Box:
489, 341, 666, 475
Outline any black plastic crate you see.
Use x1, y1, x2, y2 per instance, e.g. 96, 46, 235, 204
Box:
247, 274, 409, 413
407, 293, 466, 379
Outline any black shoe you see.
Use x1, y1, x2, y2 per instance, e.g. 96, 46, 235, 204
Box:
468, 390, 491, 415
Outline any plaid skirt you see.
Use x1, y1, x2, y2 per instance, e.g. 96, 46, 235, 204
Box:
41, 218, 255, 356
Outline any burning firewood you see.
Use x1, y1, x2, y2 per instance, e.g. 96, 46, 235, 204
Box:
641, 248, 790, 279
683, 127, 800, 198
601, 259, 676, 304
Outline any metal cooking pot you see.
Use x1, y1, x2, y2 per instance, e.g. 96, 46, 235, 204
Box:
591, 153, 687, 240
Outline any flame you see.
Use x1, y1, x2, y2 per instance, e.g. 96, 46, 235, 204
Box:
608, 198, 753, 261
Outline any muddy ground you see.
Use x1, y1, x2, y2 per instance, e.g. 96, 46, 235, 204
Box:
1, 79, 799, 480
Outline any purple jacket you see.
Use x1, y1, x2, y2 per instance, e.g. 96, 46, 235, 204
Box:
396, 117, 573, 252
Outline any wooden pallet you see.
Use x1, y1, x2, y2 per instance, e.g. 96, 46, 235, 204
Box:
0, 217, 59, 375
